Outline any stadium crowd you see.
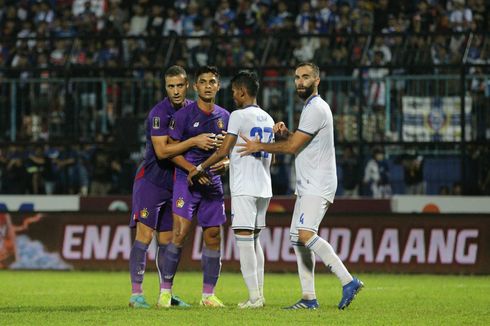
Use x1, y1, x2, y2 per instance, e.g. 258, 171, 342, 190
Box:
0, 0, 488, 72
1, 0, 490, 197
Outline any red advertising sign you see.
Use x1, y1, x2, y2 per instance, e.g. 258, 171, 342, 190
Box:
2, 212, 488, 274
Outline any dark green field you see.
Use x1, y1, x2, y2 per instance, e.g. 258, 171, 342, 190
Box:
0, 271, 488, 325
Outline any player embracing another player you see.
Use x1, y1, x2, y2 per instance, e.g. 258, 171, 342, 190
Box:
188, 70, 274, 308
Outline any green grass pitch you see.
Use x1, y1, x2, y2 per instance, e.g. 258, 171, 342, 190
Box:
0, 271, 489, 325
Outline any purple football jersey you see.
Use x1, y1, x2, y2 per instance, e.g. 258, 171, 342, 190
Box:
169, 102, 230, 178
136, 97, 193, 191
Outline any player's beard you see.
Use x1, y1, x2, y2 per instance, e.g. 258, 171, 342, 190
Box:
296, 83, 315, 100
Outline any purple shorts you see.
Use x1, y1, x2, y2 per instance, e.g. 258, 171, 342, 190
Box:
172, 174, 226, 227
129, 178, 173, 232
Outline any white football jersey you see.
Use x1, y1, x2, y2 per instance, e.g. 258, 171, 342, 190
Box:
227, 105, 274, 198
295, 95, 337, 203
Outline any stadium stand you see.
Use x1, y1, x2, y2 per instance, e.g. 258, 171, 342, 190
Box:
0, 0, 489, 196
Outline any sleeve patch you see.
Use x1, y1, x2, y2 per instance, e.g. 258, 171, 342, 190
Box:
152, 117, 160, 129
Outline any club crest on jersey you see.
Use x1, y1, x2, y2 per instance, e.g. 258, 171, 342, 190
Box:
152, 117, 160, 129
217, 119, 225, 129
193, 122, 200, 127
176, 197, 185, 208
169, 119, 176, 130
140, 208, 149, 219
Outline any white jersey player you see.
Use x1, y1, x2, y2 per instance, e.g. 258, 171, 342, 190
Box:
188, 70, 274, 309
237, 62, 364, 311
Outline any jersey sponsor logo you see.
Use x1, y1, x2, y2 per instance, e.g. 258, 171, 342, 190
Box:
140, 208, 149, 219
217, 119, 225, 129
169, 119, 176, 130
152, 117, 160, 129
176, 197, 185, 208
193, 122, 200, 127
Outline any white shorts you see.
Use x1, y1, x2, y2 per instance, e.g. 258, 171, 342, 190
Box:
231, 196, 271, 230
290, 195, 330, 236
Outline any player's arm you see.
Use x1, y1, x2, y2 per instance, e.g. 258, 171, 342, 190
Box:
187, 134, 236, 185
151, 133, 215, 160
237, 130, 311, 156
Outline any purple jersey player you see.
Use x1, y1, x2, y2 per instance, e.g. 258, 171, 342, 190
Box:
128, 65, 216, 309
159, 66, 230, 308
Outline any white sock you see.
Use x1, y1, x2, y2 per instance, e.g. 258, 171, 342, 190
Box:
254, 233, 264, 298
293, 243, 316, 300
305, 235, 353, 286
236, 234, 260, 301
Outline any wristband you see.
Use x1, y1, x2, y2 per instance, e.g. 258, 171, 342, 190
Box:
196, 164, 203, 172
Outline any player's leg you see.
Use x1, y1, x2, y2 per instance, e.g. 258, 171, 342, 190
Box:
158, 213, 192, 308
297, 195, 363, 310
254, 197, 270, 304
128, 179, 161, 308
158, 182, 197, 308
284, 196, 318, 310
232, 196, 263, 308
156, 203, 190, 307
198, 195, 226, 307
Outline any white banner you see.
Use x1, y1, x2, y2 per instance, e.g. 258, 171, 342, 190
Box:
391, 195, 490, 213
402, 96, 472, 141
0, 195, 80, 212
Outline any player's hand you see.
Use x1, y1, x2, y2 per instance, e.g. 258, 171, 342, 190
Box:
187, 168, 211, 186
273, 121, 289, 134
236, 133, 261, 157
214, 131, 227, 149
210, 158, 229, 175
194, 133, 217, 151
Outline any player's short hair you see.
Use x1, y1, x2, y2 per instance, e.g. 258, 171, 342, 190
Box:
230, 70, 259, 97
195, 65, 220, 81
164, 65, 187, 80
296, 62, 320, 78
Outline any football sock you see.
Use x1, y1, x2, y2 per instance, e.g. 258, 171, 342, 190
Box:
202, 246, 221, 296
236, 234, 260, 301
305, 235, 353, 286
161, 243, 183, 291
156, 243, 168, 292
129, 240, 149, 294
254, 232, 265, 298
292, 242, 316, 300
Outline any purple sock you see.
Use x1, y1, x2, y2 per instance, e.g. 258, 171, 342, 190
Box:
156, 243, 168, 291
201, 247, 221, 295
162, 243, 182, 290
129, 240, 149, 294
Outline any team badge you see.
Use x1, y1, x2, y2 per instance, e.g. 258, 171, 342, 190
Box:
169, 119, 176, 130
193, 122, 200, 127
152, 117, 160, 129
217, 119, 224, 129
140, 208, 149, 219
176, 197, 185, 208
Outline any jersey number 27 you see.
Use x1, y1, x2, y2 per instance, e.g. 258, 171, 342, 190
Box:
250, 127, 273, 158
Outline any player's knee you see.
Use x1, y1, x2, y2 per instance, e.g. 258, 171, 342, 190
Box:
172, 230, 188, 246
234, 229, 253, 236
298, 230, 315, 245
135, 223, 153, 244
203, 227, 221, 247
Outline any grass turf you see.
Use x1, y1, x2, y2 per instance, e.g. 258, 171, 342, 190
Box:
0, 271, 489, 325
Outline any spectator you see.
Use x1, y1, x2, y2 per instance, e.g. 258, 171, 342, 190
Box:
341, 145, 360, 197
402, 150, 425, 195
363, 147, 392, 198
128, 4, 148, 36
162, 7, 182, 36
